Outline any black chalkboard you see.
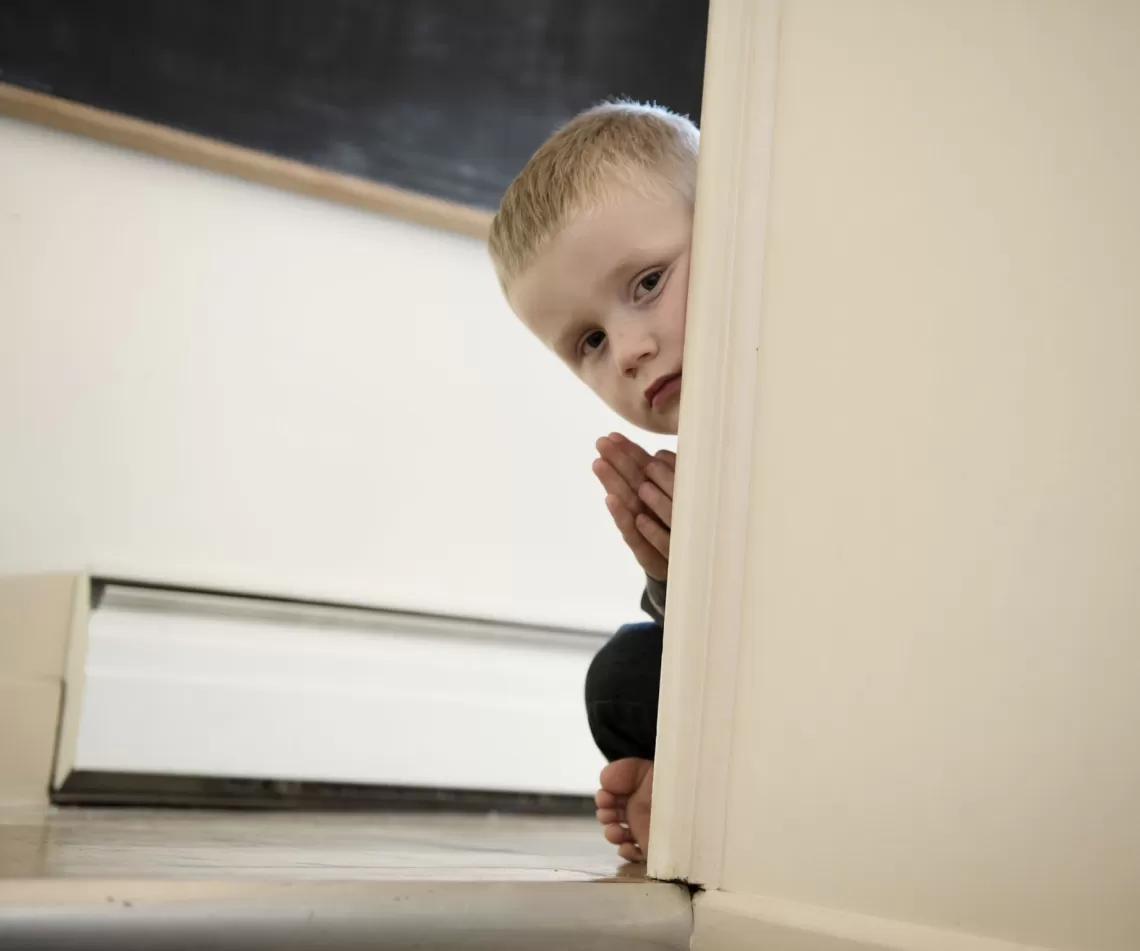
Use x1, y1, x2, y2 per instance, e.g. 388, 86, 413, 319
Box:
0, 0, 707, 211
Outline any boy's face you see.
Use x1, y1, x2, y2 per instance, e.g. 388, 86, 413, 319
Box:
507, 189, 692, 435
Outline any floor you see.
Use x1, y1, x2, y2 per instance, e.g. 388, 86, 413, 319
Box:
0, 806, 692, 949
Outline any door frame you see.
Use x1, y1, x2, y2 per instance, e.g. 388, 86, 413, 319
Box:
648, 0, 783, 888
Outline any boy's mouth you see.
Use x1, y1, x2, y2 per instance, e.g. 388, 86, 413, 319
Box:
645, 372, 683, 410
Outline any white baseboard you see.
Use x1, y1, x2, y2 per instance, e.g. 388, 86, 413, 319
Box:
692, 892, 1063, 951
68, 584, 608, 797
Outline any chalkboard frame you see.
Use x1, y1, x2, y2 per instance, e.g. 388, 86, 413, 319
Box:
0, 81, 493, 237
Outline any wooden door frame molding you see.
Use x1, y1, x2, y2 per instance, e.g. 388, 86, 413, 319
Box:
649, 0, 782, 888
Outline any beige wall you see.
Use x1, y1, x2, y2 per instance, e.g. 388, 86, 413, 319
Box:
721, 3, 1140, 950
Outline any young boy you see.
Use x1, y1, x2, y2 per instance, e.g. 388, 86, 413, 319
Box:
488, 101, 699, 863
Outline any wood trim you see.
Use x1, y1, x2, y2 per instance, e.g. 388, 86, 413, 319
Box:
55, 771, 594, 815
0, 82, 493, 239
0, 573, 79, 804
691, 891, 1063, 951
52, 574, 90, 790
648, 0, 782, 887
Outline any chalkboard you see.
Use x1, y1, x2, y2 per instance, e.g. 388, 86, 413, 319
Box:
0, 0, 707, 230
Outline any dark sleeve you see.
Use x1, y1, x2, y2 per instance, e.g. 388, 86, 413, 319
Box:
640, 575, 668, 626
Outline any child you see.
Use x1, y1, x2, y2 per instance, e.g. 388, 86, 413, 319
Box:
488, 101, 698, 863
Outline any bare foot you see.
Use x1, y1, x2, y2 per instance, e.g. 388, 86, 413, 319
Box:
594, 757, 653, 863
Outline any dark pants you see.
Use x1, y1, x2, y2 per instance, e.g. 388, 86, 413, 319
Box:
584, 622, 663, 762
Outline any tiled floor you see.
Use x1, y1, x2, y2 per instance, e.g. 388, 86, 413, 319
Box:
0, 806, 639, 882
0, 807, 691, 949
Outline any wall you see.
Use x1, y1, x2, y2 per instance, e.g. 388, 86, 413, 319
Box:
0, 119, 670, 633
721, 3, 1140, 950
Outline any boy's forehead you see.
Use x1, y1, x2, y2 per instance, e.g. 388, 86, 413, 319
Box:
512, 193, 690, 308
560, 192, 683, 259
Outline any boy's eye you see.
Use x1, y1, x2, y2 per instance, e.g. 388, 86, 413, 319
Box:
582, 329, 606, 354
636, 270, 664, 298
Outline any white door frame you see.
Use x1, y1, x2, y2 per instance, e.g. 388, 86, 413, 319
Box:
648, 0, 783, 888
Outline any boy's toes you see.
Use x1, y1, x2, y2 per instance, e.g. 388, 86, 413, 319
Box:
599, 758, 649, 798
597, 759, 654, 863
618, 841, 646, 864
594, 788, 628, 810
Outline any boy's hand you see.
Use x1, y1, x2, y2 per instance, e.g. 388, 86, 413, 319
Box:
592, 433, 677, 582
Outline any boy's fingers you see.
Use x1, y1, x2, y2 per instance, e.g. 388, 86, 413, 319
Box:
637, 479, 673, 529
645, 459, 676, 500
636, 513, 671, 560
596, 437, 647, 495
607, 496, 669, 579
593, 458, 643, 513
607, 495, 652, 551
609, 434, 678, 491
610, 432, 656, 468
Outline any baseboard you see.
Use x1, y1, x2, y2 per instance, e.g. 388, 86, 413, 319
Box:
54, 770, 593, 816
62, 582, 608, 798
691, 892, 1064, 951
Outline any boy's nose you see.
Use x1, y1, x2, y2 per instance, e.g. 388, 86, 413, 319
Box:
612, 328, 658, 377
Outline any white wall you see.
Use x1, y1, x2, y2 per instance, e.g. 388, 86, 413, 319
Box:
720, 3, 1140, 950
0, 119, 671, 632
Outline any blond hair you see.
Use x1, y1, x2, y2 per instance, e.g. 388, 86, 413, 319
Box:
488, 101, 699, 289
